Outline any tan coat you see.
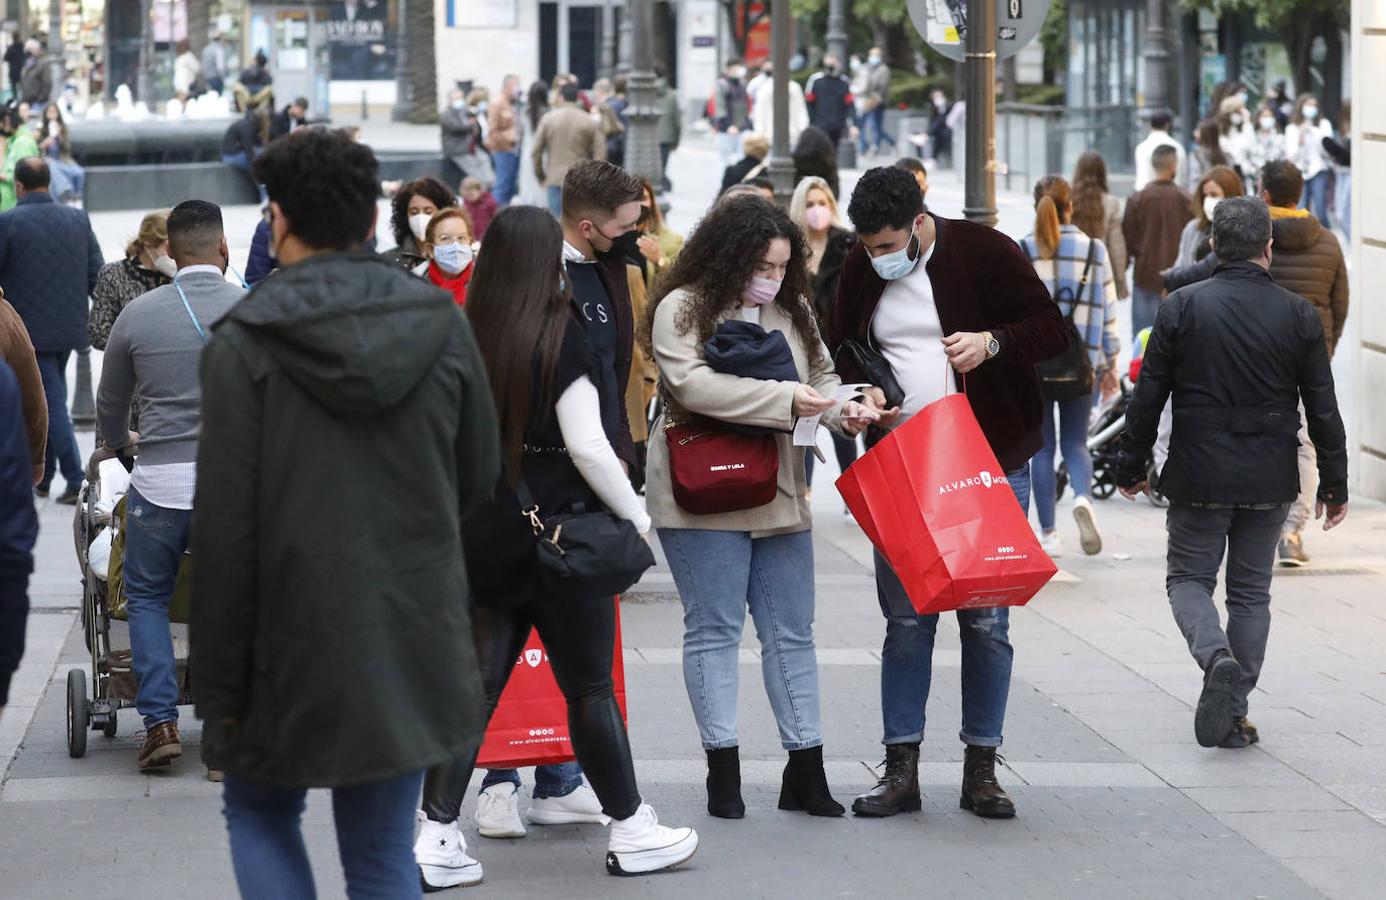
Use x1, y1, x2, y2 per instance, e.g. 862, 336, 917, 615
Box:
624, 265, 657, 444
646, 288, 849, 536
0, 296, 47, 475
531, 105, 605, 188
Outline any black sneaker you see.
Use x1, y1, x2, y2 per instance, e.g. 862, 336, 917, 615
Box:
1218, 716, 1260, 749
1196, 653, 1242, 748
34, 484, 50, 498
55, 485, 81, 505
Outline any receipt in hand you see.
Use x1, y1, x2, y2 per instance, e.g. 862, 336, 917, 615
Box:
792, 383, 871, 447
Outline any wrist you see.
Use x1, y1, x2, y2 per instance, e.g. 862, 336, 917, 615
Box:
982, 330, 1000, 360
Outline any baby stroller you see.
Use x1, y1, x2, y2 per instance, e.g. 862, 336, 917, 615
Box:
67, 449, 193, 758
1055, 374, 1168, 507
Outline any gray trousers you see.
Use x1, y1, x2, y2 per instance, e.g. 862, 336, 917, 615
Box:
1166, 503, 1290, 716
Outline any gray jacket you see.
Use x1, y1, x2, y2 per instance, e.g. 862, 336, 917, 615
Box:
97, 269, 244, 465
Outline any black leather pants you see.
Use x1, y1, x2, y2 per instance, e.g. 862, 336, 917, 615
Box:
420, 594, 641, 823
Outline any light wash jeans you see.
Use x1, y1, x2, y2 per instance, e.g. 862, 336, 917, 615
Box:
546, 184, 563, 218
658, 528, 823, 751
123, 487, 190, 729
1131, 285, 1162, 345
876, 463, 1031, 748
481, 762, 583, 798
1032, 395, 1094, 531
1301, 169, 1331, 225
223, 770, 423, 900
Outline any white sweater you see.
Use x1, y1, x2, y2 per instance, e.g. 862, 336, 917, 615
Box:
556, 375, 651, 534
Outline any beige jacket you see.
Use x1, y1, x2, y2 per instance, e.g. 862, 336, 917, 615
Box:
531, 105, 605, 188
646, 288, 849, 535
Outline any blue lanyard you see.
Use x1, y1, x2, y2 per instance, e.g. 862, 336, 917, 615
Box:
227, 264, 250, 290
174, 278, 208, 343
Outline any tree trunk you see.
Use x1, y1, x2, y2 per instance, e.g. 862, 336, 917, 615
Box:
1281, 23, 1313, 98
1321, 17, 1343, 125
406, 0, 436, 122
186, 0, 210, 54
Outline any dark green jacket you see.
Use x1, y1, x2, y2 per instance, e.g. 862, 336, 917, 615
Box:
190, 252, 500, 788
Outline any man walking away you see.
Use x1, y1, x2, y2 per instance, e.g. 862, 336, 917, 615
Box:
0, 158, 103, 504
1122, 145, 1191, 343
201, 32, 228, 95
859, 47, 894, 157
1133, 110, 1186, 190
656, 65, 681, 193
0, 360, 38, 721
710, 58, 751, 169
532, 82, 605, 218
486, 74, 523, 206
805, 55, 854, 147
1116, 197, 1347, 750
96, 200, 244, 773
190, 127, 500, 898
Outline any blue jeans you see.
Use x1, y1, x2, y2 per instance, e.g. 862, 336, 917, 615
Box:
34, 351, 82, 492
714, 130, 741, 169
658, 528, 822, 751
1301, 169, 1331, 225
1333, 170, 1350, 239
480, 761, 583, 798
492, 150, 519, 206
223, 150, 267, 202
1130, 285, 1161, 345
1032, 396, 1093, 531
123, 487, 191, 729
223, 770, 424, 900
862, 106, 894, 153
546, 185, 563, 218
876, 463, 1031, 747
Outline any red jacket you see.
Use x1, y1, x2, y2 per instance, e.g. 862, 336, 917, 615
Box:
464, 193, 498, 243
826, 214, 1068, 471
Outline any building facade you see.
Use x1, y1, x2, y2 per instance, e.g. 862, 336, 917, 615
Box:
1350, 0, 1384, 500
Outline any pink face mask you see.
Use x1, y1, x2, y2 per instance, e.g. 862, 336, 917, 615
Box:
744, 274, 782, 305
804, 205, 831, 231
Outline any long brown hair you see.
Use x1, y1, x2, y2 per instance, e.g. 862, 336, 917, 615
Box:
1190, 165, 1245, 228
643, 195, 822, 365
464, 206, 571, 484
1031, 175, 1071, 261
1069, 151, 1108, 241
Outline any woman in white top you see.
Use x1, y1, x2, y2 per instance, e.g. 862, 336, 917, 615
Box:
1285, 93, 1335, 224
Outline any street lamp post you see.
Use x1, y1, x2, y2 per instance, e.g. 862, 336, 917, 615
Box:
624, 0, 662, 186
765, 0, 796, 204
1141, 0, 1170, 122
825, 0, 847, 63
963, 0, 997, 225
600, 0, 616, 82
617, 0, 633, 74
391, 0, 411, 121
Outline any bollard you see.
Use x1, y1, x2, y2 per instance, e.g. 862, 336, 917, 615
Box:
71, 347, 96, 431
361, 90, 369, 120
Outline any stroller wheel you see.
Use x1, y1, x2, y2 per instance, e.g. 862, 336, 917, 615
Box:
1092, 469, 1116, 500
67, 669, 89, 759
102, 708, 118, 739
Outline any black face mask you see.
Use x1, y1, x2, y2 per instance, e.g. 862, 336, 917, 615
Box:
602, 230, 642, 262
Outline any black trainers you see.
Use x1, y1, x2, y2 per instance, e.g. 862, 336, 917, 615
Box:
55, 484, 81, 505
1218, 716, 1260, 749
1195, 653, 1242, 748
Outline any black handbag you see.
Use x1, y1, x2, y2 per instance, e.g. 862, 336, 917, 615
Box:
1029, 239, 1097, 402
516, 477, 655, 597
833, 338, 906, 409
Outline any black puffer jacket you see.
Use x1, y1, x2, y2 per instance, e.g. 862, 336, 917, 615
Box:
190, 252, 500, 787
1117, 261, 1347, 506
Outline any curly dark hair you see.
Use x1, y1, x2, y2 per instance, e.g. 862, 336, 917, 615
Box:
644, 195, 822, 366
389, 176, 458, 247
846, 166, 924, 236
254, 127, 378, 251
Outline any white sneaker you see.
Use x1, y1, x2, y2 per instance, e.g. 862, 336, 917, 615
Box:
1040, 529, 1063, 559
475, 783, 526, 839
606, 803, 698, 876
526, 783, 609, 826
414, 812, 483, 890
1073, 496, 1103, 556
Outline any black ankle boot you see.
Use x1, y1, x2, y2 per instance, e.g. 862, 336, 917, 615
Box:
778, 745, 845, 817
706, 746, 745, 818
851, 743, 921, 817
960, 745, 1016, 819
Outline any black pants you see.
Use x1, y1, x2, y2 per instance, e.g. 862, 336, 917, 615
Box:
804, 433, 861, 486
421, 593, 641, 823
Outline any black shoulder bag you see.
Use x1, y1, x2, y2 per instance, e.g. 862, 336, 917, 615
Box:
515, 477, 655, 598
1027, 238, 1096, 402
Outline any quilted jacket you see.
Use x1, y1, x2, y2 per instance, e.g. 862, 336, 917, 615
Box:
0, 192, 104, 353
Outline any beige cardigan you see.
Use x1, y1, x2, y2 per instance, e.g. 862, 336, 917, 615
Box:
646, 287, 849, 535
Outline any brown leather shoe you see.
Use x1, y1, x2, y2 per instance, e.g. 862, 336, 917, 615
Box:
960, 745, 1016, 819
137, 721, 183, 771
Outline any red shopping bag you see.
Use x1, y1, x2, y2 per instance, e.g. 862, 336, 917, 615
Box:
836, 394, 1057, 615
475, 600, 628, 769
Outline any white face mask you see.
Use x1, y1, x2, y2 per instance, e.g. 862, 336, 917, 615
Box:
868, 54, 882, 66
153, 255, 178, 279
1258, 115, 1276, 131
1231, 113, 1244, 126
869, 224, 922, 281
1303, 105, 1319, 121
409, 212, 432, 243
432, 242, 474, 276
1203, 196, 1221, 222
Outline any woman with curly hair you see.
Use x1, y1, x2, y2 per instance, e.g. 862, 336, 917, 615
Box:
381, 176, 457, 272
643, 194, 878, 821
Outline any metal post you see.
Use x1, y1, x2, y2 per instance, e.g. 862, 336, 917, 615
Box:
765, 0, 796, 205
963, 0, 996, 225
1141, 0, 1170, 122
391, 0, 411, 121
47, 0, 63, 103
136, 0, 151, 103
825, 0, 847, 63
625, 0, 662, 186
617, 0, 633, 74
600, 0, 616, 82
71, 349, 95, 430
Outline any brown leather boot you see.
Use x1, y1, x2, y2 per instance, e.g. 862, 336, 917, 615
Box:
137, 721, 182, 771
960, 745, 1015, 819
851, 743, 921, 817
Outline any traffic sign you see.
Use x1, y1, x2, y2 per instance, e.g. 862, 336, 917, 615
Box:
907, 0, 1051, 62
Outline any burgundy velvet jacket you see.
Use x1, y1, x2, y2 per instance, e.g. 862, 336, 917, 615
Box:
826, 213, 1068, 472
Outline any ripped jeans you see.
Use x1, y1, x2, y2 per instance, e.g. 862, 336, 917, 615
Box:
875, 463, 1032, 748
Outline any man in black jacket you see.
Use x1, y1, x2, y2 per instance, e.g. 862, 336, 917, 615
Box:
1117, 197, 1348, 751
804, 55, 854, 146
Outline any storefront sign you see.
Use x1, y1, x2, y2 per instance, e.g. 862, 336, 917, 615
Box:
907, 0, 1050, 62
328, 0, 394, 81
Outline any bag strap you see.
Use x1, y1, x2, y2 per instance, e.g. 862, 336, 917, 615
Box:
514, 477, 544, 536
1077, 240, 1097, 304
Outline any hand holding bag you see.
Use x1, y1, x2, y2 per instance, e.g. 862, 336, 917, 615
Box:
516, 478, 654, 598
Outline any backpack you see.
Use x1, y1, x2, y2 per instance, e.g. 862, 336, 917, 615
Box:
1022, 237, 1096, 401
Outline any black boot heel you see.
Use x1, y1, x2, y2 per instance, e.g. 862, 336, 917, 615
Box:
778, 746, 845, 817
706, 746, 745, 819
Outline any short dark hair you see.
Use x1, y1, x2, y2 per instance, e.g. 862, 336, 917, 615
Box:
893, 157, 927, 179
744, 176, 775, 194
390, 176, 456, 246
1260, 159, 1304, 208
167, 200, 225, 260
1210, 197, 1271, 262
560, 82, 580, 103
1151, 144, 1178, 174
292, 96, 309, 110
847, 166, 923, 235
14, 157, 49, 190
561, 159, 644, 223
1149, 110, 1174, 132
254, 127, 379, 251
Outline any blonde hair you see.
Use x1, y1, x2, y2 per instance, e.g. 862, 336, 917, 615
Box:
789, 176, 844, 231
426, 207, 474, 245
466, 88, 489, 106
741, 132, 770, 159
1031, 175, 1071, 260
124, 210, 170, 261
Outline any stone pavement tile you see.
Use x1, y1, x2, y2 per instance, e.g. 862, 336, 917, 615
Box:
1321, 784, 1386, 823
1131, 747, 1317, 790
1181, 785, 1354, 813
1216, 810, 1386, 859
1270, 745, 1386, 786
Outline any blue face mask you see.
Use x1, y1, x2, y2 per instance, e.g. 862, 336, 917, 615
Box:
869, 227, 922, 281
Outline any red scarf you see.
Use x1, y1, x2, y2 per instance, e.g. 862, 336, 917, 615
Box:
427, 261, 472, 307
